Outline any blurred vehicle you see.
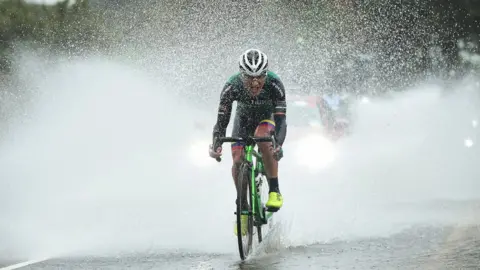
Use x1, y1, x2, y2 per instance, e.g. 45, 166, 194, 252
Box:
286, 95, 339, 172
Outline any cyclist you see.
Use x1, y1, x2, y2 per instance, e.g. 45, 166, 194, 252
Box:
208, 49, 288, 236
316, 91, 350, 135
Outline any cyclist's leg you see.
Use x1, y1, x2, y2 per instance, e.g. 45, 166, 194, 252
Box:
231, 114, 248, 193
254, 119, 277, 180
231, 114, 255, 236
254, 118, 283, 210
232, 114, 258, 204
317, 100, 331, 129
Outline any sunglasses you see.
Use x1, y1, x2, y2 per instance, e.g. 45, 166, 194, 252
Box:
241, 71, 267, 80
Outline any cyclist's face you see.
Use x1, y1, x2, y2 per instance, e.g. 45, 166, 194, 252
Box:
242, 73, 266, 96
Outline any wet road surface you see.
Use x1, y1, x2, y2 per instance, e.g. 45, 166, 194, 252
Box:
2, 223, 480, 270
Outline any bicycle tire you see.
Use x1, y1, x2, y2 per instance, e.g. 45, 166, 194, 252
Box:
256, 172, 269, 244
257, 223, 263, 244
236, 162, 254, 260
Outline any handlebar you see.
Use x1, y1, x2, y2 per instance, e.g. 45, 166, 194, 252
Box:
214, 131, 277, 162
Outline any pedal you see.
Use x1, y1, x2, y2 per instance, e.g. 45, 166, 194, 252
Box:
265, 206, 280, 213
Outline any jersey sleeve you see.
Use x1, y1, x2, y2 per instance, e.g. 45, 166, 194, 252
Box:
271, 77, 287, 146
212, 83, 236, 142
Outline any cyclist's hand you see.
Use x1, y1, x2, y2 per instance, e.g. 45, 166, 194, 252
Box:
209, 144, 222, 159
273, 145, 283, 161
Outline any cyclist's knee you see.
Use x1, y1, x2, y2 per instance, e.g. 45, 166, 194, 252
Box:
231, 143, 244, 164
255, 119, 275, 151
255, 119, 275, 136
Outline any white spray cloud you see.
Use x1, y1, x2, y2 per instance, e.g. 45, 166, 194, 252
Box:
1, 32, 480, 264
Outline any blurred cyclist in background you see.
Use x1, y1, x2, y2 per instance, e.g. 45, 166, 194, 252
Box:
316, 90, 351, 139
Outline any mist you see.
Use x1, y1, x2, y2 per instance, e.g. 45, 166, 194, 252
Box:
279, 82, 480, 247
0, 50, 478, 261
1, 0, 480, 264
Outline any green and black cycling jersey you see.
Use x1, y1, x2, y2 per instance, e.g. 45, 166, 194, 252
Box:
212, 71, 287, 146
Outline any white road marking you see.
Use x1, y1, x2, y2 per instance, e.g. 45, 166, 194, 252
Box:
0, 258, 49, 270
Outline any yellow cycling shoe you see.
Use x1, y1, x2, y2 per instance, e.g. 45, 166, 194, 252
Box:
234, 214, 248, 236
266, 192, 283, 211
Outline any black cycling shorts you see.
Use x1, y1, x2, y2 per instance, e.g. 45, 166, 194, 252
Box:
231, 114, 275, 150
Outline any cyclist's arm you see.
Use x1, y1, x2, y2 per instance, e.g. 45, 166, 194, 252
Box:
212, 84, 235, 141
272, 79, 287, 146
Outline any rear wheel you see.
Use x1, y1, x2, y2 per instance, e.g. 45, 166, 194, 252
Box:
236, 162, 253, 260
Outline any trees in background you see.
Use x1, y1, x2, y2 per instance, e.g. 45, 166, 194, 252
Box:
0, 0, 109, 72
1, 0, 480, 87
290, 0, 480, 92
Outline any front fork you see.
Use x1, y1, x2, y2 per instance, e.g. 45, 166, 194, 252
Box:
242, 147, 268, 226
253, 160, 269, 225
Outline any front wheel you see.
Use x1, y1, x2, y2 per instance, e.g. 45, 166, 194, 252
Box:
236, 162, 253, 260
256, 173, 269, 244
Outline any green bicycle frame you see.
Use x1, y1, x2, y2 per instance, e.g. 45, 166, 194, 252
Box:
215, 134, 277, 227
243, 144, 274, 224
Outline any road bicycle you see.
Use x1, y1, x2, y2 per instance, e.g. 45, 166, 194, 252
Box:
215, 132, 277, 260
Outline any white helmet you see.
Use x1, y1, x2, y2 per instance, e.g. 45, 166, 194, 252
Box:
238, 49, 268, 77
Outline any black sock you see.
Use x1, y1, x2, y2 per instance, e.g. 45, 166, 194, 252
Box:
268, 177, 279, 193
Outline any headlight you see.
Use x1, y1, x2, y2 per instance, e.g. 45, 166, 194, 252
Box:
293, 134, 337, 171
188, 139, 215, 168
308, 120, 322, 128
361, 96, 370, 104
464, 138, 474, 148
